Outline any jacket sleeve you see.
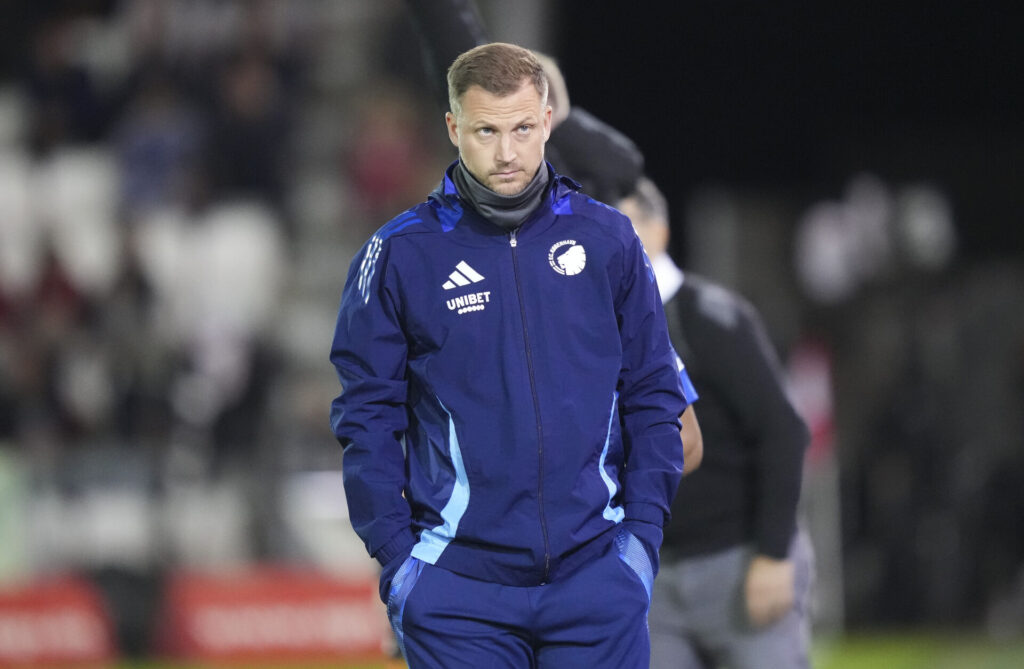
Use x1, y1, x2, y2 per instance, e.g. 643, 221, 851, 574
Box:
615, 232, 689, 529
329, 236, 417, 566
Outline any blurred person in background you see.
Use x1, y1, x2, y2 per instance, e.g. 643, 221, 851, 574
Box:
203, 45, 292, 217
23, 12, 106, 157
330, 42, 696, 668
620, 177, 814, 669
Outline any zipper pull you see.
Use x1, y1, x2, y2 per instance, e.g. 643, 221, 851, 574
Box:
509, 230, 518, 248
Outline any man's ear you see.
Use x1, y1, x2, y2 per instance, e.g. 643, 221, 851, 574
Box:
445, 112, 460, 147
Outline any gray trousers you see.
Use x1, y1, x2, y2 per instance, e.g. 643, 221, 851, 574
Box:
649, 529, 815, 669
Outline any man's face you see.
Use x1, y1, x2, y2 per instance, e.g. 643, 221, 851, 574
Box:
446, 80, 551, 196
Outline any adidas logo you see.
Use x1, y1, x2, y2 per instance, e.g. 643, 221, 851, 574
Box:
442, 261, 485, 290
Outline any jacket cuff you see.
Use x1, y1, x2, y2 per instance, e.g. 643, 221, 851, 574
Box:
621, 518, 663, 575
624, 501, 666, 527
373, 528, 418, 566
757, 530, 795, 560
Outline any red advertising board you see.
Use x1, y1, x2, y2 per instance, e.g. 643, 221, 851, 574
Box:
156, 566, 390, 664
0, 575, 116, 668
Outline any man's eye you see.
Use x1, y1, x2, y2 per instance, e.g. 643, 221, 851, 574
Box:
477, 128, 493, 136
518, 125, 532, 133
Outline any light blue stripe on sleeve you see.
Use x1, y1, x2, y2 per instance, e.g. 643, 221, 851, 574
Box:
675, 352, 700, 405
411, 398, 470, 564
357, 212, 421, 303
599, 392, 625, 523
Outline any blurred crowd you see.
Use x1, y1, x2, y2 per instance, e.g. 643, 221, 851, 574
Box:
0, 0, 453, 653
3, 0, 294, 558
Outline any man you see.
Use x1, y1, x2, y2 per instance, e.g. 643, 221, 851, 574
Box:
330, 43, 697, 668
618, 177, 814, 669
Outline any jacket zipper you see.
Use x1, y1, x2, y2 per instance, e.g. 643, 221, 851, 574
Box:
509, 228, 551, 582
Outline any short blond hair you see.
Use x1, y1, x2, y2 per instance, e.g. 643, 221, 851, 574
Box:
447, 42, 548, 118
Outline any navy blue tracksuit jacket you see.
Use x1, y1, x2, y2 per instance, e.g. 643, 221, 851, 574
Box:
330, 162, 689, 588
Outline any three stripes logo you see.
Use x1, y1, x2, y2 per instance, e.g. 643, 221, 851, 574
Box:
443, 261, 485, 290
443, 261, 491, 315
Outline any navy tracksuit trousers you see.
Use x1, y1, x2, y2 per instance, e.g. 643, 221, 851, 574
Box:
387, 528, 654, 668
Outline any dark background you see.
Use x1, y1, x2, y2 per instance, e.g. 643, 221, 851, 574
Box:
554, 1, 1023, 260
552, 1, 1024, 630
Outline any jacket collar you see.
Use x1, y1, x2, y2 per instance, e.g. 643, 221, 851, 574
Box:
429, 160, 581, 236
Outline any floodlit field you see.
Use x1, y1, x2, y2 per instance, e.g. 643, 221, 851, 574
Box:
813, 634, 1024, 669
112, 634, 1024, 669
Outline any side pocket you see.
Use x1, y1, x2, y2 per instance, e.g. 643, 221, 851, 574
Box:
386, 555, 425, 660
615, 528, 654, 602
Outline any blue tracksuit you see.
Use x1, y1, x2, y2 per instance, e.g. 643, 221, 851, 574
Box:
330, 161, 691, 665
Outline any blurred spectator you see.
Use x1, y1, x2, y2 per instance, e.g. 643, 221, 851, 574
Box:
345, 82, 441, 228
113, 67, 205, 217
203, 46, 292, 215
23, 12, 106, 156
621, 178, 813, 668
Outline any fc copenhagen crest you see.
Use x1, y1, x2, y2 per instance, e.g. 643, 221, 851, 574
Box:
548, 240, 587, 276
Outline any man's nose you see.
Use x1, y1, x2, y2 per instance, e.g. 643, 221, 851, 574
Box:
496, 134, 515, 163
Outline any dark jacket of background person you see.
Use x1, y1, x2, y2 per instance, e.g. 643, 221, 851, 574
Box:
660, 274, 809, 559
